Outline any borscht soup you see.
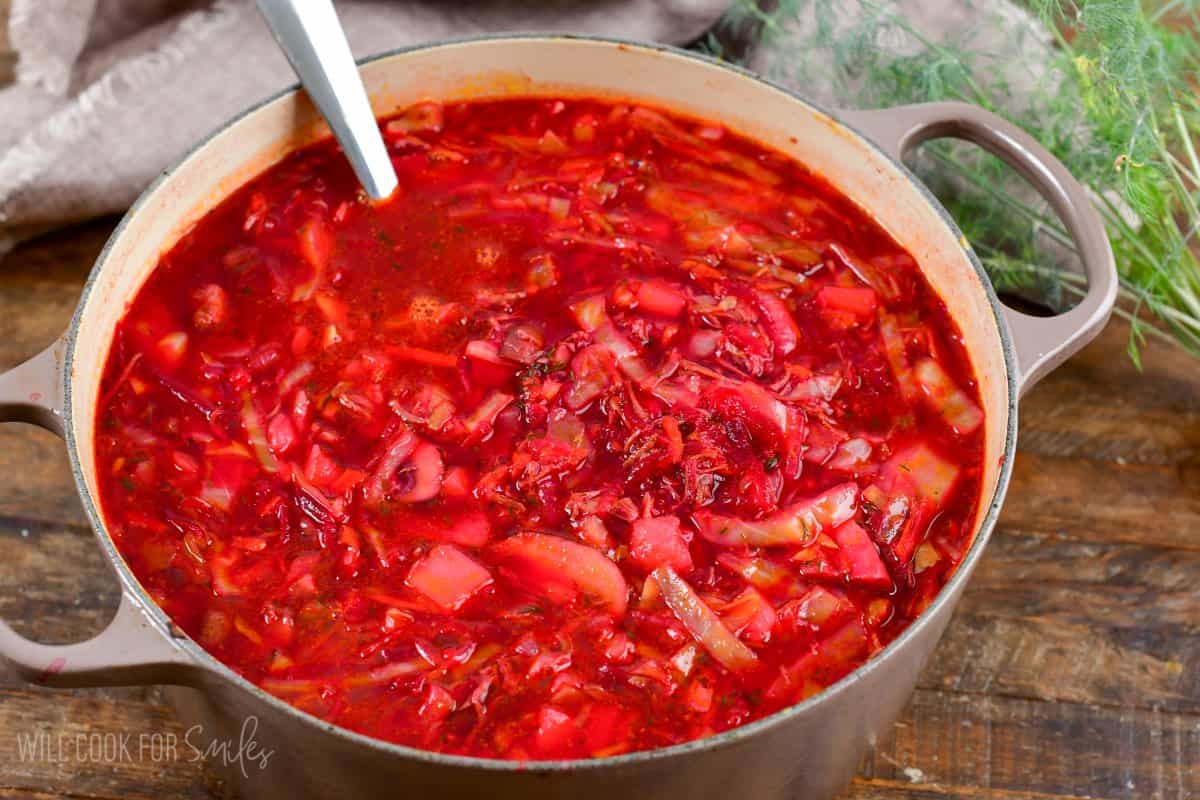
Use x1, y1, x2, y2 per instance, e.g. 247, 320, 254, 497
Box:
95, 97, 985, 759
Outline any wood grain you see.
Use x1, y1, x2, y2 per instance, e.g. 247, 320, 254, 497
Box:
0, 0, 13, 85
859, 688, 1200, 799
2, 221, 1198, 800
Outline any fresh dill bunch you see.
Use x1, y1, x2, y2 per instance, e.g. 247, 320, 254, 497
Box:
710, 0, 1200, 365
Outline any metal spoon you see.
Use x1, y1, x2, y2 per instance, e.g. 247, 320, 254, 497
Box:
256, 0, 398, 200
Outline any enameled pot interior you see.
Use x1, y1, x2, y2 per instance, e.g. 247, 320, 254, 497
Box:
65, 36, 1013, 762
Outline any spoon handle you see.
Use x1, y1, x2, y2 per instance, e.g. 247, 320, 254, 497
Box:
256, 0, 398, 200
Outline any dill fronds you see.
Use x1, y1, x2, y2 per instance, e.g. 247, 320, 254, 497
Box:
710, 0, 1200, 363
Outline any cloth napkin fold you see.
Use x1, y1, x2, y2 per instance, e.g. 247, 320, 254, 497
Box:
0, 0, 729, 253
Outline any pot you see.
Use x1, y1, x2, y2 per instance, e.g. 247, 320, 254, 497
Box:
0, 36, 1116, 800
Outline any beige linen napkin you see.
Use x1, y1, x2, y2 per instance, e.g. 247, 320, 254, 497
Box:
0, 0, 729, 253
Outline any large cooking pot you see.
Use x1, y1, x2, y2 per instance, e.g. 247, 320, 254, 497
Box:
0, 36, 1115, 800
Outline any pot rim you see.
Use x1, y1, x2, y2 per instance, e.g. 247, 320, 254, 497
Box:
62, 33, 1019, 771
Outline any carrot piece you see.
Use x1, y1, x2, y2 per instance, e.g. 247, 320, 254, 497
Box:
817, 286, 878, 317
387, 344, 459, 370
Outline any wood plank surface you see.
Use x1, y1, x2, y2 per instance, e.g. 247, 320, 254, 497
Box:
1, 4, 1198, 799
2, 214, 1198, 800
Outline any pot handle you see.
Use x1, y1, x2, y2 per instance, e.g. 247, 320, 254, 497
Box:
0, 340, 194, 687
840, 101, 1118, 393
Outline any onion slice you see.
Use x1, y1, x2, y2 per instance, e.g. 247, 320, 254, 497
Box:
651, 566, 759, 672
392, 441, 445, 503
913, 358, 984, 435
241, 394, 279, 473
490, 532, 627, 616
696, 483, 858, 548
878, 312, 919, 401
364, 429, 418, 505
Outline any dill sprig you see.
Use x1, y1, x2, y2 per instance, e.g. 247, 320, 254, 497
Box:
710, 0, 1200, 366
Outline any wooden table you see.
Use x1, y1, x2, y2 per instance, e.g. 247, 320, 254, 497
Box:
3, 217, 1199, 800
1, 14, 1199, 800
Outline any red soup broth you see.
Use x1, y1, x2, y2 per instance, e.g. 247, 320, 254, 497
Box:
95, 97, 985, 759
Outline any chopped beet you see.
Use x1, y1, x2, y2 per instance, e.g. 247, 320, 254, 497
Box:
443, 510, 491, 547
406, 544, 494, 612
830, 520, 892, 591
628, 515, 693, 574
719, 586, 778, 645
95, 97, 984, 760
